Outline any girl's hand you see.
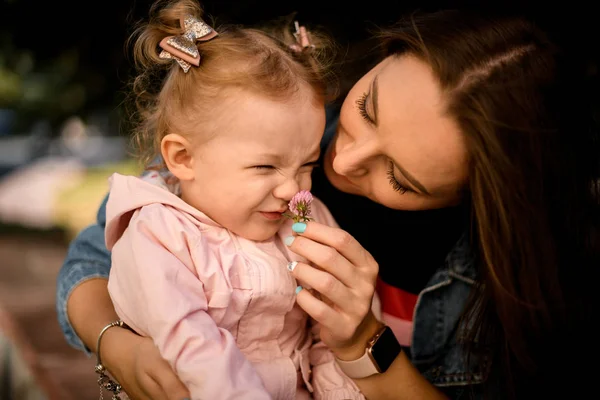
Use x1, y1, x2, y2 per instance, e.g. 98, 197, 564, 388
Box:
285, 221, 382, 359
101, 327, 190, 400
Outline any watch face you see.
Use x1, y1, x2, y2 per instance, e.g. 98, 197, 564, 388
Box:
371, 326, 402, 373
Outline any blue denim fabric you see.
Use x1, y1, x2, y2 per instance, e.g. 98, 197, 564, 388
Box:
411, 235, 483, 398
55, 106, 483, 396
55, 195, 110, 355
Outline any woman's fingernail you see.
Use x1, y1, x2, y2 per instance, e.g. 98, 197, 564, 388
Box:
295, 285, 303, 294
287, 261, 298, 271
292, 222, 307, 233
284, 236, 295, 246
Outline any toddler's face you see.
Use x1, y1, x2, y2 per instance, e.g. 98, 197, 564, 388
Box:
182, 86, 325, 241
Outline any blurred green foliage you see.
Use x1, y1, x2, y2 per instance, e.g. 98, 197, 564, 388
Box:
0, 29, 120, 135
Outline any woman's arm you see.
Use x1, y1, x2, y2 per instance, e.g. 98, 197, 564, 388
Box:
285, 221, 448, 400
331, 315, 447, 399
56, 195, 112, 351
355, 350, 448, 399
66, 277, 118, 354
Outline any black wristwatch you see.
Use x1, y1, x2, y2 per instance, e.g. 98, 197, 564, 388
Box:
335, 324, 402, 378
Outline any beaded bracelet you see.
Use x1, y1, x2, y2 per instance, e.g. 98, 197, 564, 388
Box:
95, 320, 126, 400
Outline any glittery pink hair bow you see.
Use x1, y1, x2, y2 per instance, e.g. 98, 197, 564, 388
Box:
158, 15, 218, 73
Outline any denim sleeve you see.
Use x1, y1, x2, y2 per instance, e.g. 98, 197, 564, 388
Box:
55, 194, 110, 354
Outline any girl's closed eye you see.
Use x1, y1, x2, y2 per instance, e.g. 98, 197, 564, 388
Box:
253, 165, 276, 170
300, 161, 320, 172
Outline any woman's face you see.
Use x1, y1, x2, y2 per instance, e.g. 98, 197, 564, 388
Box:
324, 54, 469, 210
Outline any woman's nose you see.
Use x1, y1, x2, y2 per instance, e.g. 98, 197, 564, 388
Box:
332, 140, 376, 178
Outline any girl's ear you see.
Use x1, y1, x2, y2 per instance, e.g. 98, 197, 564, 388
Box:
161, 133, 195, 181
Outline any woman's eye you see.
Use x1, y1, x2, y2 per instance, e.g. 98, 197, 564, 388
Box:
386, 162, 412, 194
356, 91, 375, 124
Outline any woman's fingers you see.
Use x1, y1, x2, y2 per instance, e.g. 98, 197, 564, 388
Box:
288, 238, 356, 287
110, 333, 190, 400
291, 261, 349, 307
288, 234, 377, 298
292, 261, 372, 321
284, 222, 380, 352
128, 373, 187, 400
295, 286, 343, 329
149, 361, 191, 400
136, 374, 167, 400
295, 285, 372, 351
290, 222, 376, 273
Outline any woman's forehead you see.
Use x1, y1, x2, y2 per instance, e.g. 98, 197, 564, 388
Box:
376, 56, 468, 195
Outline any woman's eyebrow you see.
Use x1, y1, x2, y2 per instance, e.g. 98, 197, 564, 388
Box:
371, 75, 379, 126
392, 160, 431, 196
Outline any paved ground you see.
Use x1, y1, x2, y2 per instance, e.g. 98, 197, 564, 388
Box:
0, 229, 98, 400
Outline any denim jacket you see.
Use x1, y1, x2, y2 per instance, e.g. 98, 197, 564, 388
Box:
55, 108, 484, 399
412, 236, 484, 399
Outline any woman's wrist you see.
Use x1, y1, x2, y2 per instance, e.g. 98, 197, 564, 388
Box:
333, 311, 384, 361
94, 320, 130, 398
100, 323, 139, 371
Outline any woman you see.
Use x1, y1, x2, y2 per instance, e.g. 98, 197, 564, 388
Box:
56, 9, 598, 400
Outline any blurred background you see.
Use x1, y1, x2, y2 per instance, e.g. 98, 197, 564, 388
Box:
0, 0, 597, 398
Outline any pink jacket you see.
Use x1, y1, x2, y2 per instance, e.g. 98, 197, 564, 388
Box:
105, 173, 364, 400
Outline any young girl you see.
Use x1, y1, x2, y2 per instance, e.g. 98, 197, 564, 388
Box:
103, 0, 363, 399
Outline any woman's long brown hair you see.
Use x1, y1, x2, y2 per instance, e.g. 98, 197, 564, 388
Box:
380, 10, 599, 399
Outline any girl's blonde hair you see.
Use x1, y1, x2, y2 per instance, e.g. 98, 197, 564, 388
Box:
125, 0, 337, 168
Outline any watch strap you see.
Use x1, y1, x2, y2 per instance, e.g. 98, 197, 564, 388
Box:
335, 324, 390, 379
335, 348, 380, 379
